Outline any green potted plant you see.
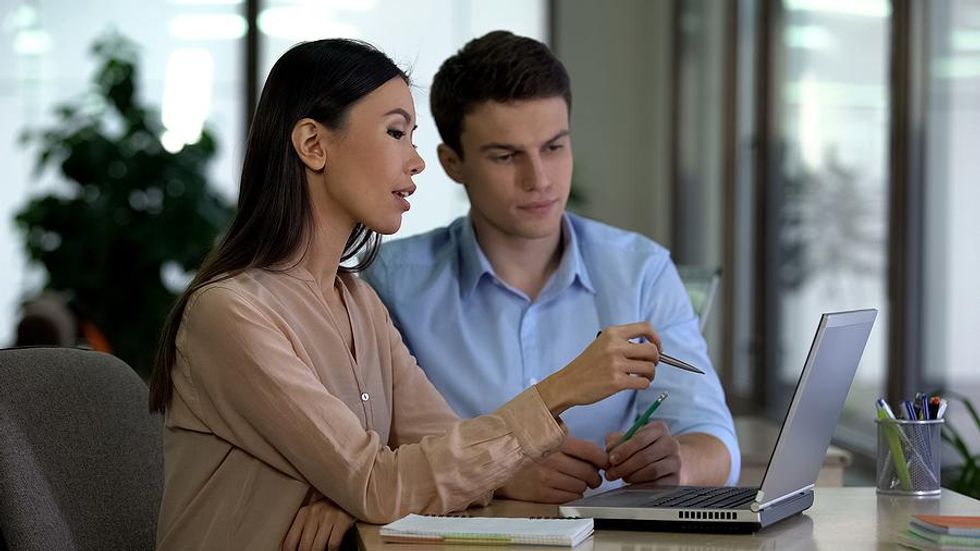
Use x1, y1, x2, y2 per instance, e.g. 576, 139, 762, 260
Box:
941, 391, 980, 499
15, 32, 233, 377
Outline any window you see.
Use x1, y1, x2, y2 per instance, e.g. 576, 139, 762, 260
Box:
258, 0, 547, 239
0, 0, 244, 342
768, 0, 891, 446
0, 0, 548, 343
923, 0, 980, 448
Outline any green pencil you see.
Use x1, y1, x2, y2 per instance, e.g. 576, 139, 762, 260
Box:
613, 391, 669, 449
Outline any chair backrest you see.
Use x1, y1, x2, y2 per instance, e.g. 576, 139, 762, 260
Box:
0, 347, 162, 551
677, 266, 721, 333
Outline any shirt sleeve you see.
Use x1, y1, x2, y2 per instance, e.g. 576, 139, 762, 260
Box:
637, 258, 742, 486
359, 260, 386, 298
383, 306, 460, 447
359, 269, 461, 445
177, 285, 565, 524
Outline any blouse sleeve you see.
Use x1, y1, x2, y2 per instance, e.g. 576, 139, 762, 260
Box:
177, 285, 565, 524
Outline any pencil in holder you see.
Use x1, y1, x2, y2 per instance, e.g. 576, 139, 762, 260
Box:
876, 418, 943, 496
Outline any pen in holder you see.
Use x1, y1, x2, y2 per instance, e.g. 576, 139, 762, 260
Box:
876, 418, 944, 496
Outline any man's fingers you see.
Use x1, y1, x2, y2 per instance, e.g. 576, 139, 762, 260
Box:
623, 460, 681, 486
542, 466, 591, 495
608, 422, 666, 463
562, 437, 609, 469
531, 463, 588, 502
608, 449, 662, 481
282, 508, 307, 551
299, 511, 320, 551
504, 460, 598, 503
551, 454, 602, 489
530, 485, 584, 504
545, 488, 588, 504
608, 428, 679, 481
605, 432, 624, 451
312, 521, 332, 551
560, 459, 602, 488
327, 521, 348, 551
334, 517, 356, 551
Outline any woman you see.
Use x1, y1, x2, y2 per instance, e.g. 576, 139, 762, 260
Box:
148, 39, 661, 551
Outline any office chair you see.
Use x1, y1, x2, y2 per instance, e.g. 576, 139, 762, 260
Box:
677, 266, 721, 334
0, 348, 162, 551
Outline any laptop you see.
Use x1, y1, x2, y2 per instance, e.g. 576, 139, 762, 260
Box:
559, 309, 877, 533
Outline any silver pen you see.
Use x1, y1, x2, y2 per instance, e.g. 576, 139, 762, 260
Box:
659, 353, 705, 375
596, 331, 705, 375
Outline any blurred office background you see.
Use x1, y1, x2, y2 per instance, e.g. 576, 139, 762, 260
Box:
1, 0, 977, 485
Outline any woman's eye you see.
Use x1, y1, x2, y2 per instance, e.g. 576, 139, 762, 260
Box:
387, 129, 406, 140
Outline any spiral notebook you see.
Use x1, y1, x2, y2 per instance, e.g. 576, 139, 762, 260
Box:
380, 514, 593, 547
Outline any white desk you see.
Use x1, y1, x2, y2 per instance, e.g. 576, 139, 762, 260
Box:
357, 487, 980, 551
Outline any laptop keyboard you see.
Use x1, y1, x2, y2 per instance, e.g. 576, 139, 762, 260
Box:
645, 487, 757, 509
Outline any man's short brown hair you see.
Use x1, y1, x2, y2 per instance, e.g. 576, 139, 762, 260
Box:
430, 30, 572, 158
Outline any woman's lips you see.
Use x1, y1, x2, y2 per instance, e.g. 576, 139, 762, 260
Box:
393, 186, 415, 212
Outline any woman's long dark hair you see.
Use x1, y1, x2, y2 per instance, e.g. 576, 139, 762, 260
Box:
148, 39, 407, 412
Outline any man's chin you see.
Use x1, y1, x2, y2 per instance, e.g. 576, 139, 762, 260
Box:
510, 220, 564, 241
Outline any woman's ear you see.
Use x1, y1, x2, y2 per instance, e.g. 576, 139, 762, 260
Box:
291, 118, 327, 171
437, 143, 465, 184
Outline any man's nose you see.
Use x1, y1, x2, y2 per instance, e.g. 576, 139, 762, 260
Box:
519, 155, 549, 191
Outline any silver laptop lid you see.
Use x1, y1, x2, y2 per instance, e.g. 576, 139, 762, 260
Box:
756, 309, 877, 509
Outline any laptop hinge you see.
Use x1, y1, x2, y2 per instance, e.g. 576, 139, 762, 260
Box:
751, 484, 813, 512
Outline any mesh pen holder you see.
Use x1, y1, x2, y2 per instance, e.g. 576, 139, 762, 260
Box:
876, 418, 944, 496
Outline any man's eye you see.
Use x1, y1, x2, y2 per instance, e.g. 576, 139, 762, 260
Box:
547, 144, 564, 152
493, 153, 514, 163
387, 129, 405, 140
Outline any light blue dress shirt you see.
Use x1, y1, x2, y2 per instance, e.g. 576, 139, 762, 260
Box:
363, 213, 740, 488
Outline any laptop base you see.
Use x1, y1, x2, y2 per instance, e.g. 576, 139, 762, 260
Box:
573, 490, 813, 534
594, 518, 763, 534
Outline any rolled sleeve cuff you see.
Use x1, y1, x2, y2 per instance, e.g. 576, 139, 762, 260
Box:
682, 424, 742, 486
495, 386, 565, 460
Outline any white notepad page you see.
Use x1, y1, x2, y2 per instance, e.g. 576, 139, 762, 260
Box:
380, 514, 594, 547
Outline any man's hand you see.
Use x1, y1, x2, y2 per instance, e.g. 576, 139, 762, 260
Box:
282, 496, 355, 551
604, 421, 681, 485
497, 436, 609, 503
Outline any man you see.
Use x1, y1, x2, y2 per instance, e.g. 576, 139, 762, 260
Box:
363, 31, 739, 503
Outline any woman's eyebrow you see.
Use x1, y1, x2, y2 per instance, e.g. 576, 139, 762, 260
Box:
383, 107, 413, 125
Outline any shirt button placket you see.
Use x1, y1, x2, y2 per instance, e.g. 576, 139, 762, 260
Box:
521, 305, 538, 388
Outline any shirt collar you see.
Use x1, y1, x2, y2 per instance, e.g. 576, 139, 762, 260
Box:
457, 216, 494, 299
545, 214, 596, 298
457, 213, 596, 301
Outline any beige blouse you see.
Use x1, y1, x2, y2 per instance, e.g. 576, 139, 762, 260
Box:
156, 266, 565, 550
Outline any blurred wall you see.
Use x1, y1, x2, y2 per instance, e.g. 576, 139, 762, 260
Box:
553, 0, 675, 248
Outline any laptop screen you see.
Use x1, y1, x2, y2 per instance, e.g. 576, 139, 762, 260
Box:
758, 309, 877, 507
